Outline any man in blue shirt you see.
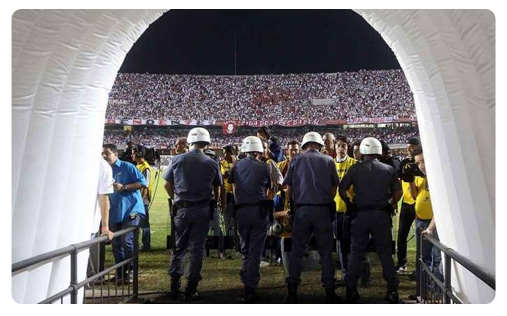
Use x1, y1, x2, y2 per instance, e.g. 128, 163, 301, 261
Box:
102, 144, 147, 283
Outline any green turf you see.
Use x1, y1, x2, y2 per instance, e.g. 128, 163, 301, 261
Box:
104, 171, 417, 303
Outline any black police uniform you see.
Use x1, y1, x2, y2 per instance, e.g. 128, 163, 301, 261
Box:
163, 149, 223, 298
339, 159, 401, 296
229, 156, 271, 298
283, 149, 340, 301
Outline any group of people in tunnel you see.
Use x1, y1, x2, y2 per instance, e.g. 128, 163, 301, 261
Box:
96, 124, 441, 304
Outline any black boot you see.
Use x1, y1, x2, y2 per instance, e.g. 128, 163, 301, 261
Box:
241, 287, 258, 303
345, 286, 360, 303
385, 290, 401, 304
184, 281, 200, 302
284, 278, 299, 304
169, 276, 181, 299
325, 288, 342, 303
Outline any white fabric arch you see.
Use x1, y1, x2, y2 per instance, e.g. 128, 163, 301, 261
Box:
11, 9, 494, 303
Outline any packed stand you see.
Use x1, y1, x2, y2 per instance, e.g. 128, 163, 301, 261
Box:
106, 70, 415, 121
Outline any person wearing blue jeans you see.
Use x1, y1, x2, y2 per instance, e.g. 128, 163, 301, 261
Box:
110, 214, 143, 279
103, 144, 147, 282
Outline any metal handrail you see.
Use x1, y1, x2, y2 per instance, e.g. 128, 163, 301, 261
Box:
422, 231, 495, 290
12, 227, 136, 273
12, 226, 139, 304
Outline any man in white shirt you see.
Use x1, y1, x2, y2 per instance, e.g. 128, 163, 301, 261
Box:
87, 158, 115, 277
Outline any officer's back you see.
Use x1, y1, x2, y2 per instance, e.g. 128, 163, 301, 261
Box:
286, 149, 337, 204
168, 148, 221, 202
230, 156, 270, 204
342, 159, 398, 210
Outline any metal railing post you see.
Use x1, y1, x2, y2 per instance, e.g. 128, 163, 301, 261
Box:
416, 229, 421, 297
133, 228, 139, 299
444, 252, 452, 304
70, 245, 78, 304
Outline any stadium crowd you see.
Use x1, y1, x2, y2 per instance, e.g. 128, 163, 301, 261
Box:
103, 125, 419, 149
106, 70, 415, 121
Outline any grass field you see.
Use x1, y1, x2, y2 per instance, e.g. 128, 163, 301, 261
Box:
104, 171, 417, 303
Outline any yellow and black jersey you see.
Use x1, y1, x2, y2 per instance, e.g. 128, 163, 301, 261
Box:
220, 159, 234, 193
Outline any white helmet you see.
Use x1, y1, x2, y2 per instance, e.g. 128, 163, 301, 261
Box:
302, 132, 324, 149
360, 137, 382, 155
241, 136, 264, 153
187, 127, 211, 145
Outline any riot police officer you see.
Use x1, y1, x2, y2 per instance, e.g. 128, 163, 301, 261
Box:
229, 136, 272, 303
339, 137, 403, 303
283, 132, 341, 304
163, 127, 224, 301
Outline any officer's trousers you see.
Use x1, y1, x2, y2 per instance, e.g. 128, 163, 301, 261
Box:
288, 205, 335, 290
235, 206, 269, 289
346, 210, 399, 291
169, 205, 211, 284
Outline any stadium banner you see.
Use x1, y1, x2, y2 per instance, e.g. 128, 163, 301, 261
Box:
347, 117, 394, 124
223, 121, 238, 135
311, 98, 337, 106
395, 117, 417, 123
325, 119, 348, 125
178, 119, 217, 126
105, 119, 219, 126
216, 119, 325, 127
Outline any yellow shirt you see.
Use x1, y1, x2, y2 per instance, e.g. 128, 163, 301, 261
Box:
220, 159, 234, 193
414, 176, 433, 220
136, 161, 153, 202
334, 156, 357, 212
277, 159, 290, 177
402, 181, 415, 205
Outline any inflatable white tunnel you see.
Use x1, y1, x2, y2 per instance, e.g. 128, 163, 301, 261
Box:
11, 9, 495, 303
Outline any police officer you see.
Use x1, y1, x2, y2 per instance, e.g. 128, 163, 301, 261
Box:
163, 127, 224, 301
339, 137, 403, 303
283, 132, 341, 304
228, 136, 272, 303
